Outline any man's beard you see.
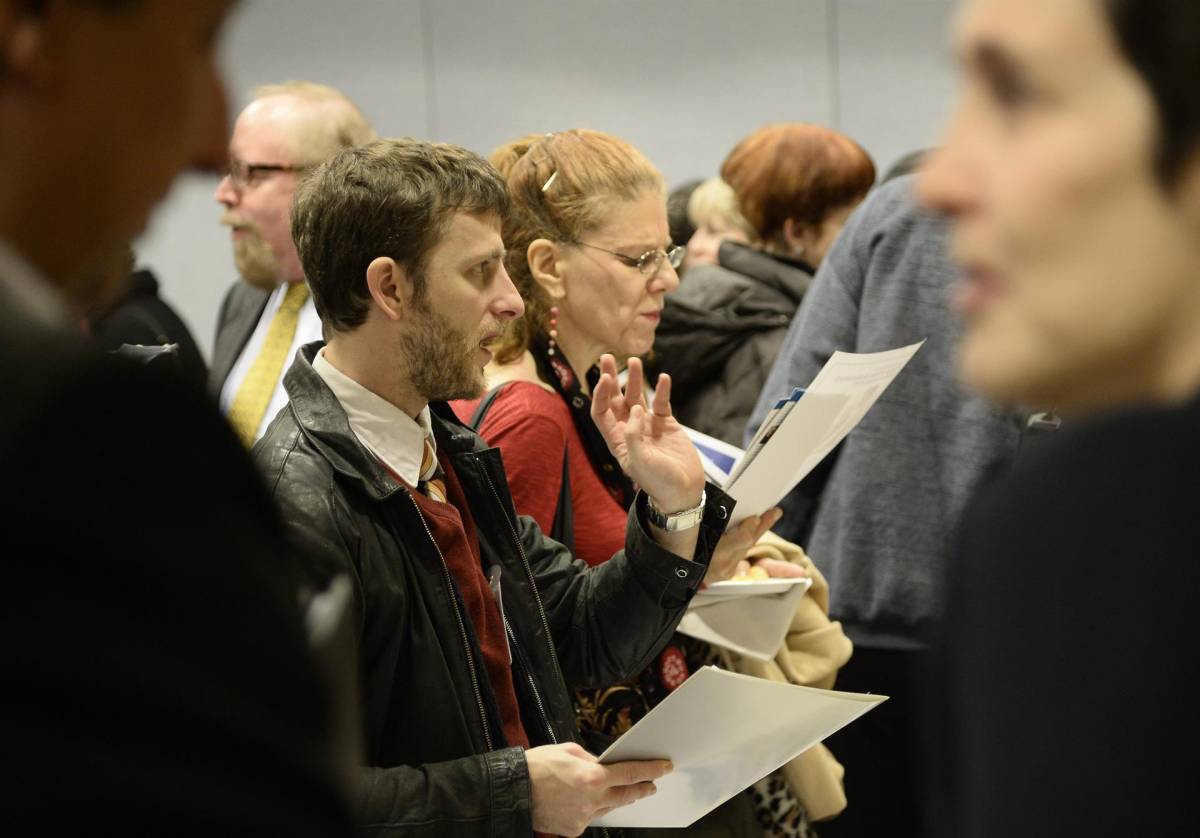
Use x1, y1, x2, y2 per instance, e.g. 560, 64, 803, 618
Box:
399, 300, 493, 403
221, 212, 280, 290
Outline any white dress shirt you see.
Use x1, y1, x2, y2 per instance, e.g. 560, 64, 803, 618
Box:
312, 347, 436, 487
218, 280, 323, 443
0, 238, 73, 331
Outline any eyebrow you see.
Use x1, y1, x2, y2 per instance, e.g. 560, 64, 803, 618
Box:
459, 247, 506, 269
615, 241, 670, 255
961, 36, 1033, 83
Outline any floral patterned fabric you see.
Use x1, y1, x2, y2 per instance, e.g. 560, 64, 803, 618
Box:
574, 635, 816, 838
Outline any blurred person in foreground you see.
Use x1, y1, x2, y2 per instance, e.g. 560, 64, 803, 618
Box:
260, 137, 731, 837
212, 81, 376, 446
746, 177, 1024, 838
918, 0, 1200, 835
651, 124, 875, 445
454, 130, 829, 837
0, 0, 350, 831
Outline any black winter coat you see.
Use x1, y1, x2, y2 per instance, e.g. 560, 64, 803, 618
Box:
652, 242, 813, 446
253, 342, 731, 836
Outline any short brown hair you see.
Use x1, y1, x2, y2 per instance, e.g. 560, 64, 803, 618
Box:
721, 123, 875, 247
488, 129, 664, 364
291, 138, 510, 334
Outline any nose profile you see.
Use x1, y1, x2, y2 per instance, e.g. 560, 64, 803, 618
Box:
493, 262, 525, 320
214, 173, 238, 206
915, 113, 978, 219
650, 256, 680, 293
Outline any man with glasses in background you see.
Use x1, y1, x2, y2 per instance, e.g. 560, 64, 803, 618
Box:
212, 81, 375, 445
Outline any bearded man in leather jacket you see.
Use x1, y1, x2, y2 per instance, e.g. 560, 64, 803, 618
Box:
253, 138, 733, 837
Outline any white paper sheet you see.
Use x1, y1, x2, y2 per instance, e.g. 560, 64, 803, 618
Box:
593, 667, 886, 828
677, 577, 813, 661
724, 342, 923, 525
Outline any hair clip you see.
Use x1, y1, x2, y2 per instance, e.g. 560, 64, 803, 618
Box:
541, 170, 559, 193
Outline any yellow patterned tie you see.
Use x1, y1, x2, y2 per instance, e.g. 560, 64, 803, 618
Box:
228, 281, 310, 446
419, 437, 447, 503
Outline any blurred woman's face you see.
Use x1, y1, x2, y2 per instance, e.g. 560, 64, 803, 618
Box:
556, 191, 679, 360
684, 217, 753, 270
919, 0, 1200, 413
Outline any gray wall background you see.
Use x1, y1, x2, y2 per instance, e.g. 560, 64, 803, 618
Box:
136, 0, 957, 359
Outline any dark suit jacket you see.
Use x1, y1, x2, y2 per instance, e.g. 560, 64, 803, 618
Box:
90, 269, 208, 392
925, 392, 1200, 837
0, 285, 350, 833
209, 278, 271, 397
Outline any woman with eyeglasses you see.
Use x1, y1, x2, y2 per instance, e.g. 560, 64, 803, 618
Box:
917, 0, 1200, 835
650, 123, 875, 446
452, 129, 829, 837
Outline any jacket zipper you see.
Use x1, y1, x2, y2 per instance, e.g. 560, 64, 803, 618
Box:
406, 492, 495, 752
478, 459, 612, 838
505, 617, 557, 744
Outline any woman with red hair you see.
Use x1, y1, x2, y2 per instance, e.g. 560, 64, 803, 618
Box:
651, 123, 875, 445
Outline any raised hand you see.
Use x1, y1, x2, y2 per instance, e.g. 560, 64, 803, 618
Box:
526, 742, 671, 836
590, 354, 705, 514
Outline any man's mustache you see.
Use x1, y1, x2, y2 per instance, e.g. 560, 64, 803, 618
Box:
219, 211, 260, 234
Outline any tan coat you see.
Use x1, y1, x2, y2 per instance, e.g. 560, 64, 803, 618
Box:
722, 532, 854, 822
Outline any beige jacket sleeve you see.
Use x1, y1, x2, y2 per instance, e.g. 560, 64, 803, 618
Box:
725, 531, 854, 822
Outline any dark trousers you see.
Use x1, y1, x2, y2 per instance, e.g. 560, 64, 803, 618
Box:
817, 646, 926, 838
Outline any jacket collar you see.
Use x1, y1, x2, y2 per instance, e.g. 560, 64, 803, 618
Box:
717, 240, 814, 304
283, 341, 486, 501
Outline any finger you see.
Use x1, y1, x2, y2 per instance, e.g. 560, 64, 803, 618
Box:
591, 371, 613, 419
624, 356, 646, 409
756, 557, 807, 578
601, 780, 658, 810
599, 353, 618, 381
736, 560, 751, 576
653, 373, 673, 416
751, 507, 783, 541
605, 758, 673, 788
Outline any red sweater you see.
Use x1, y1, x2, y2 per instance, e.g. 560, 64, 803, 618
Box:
396, 454, 531, 752
454, 383, 627, 567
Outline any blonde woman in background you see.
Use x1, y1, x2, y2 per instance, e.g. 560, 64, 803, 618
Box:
680, 177, 758, 271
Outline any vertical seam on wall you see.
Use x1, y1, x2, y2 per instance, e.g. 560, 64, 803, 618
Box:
421, 0, 438, 138
828, 0, 842, 129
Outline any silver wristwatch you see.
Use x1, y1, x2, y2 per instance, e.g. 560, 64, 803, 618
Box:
645, 490, 707, 532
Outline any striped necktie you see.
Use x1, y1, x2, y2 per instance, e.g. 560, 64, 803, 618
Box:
228, 281, 309, 447
419, 437, 447, 503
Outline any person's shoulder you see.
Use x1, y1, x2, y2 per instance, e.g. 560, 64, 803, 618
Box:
2, 330, 194, 437
475, 382, 572, 449
253, 404, 330, 498
216, 279, 271, 326
963, 395, 1200, 559
490, 380, 571, 417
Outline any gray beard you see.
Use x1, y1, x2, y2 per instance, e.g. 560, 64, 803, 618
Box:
232, 232, 282, 290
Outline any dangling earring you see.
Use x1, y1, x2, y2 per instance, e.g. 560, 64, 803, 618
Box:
547, 306, 559, 356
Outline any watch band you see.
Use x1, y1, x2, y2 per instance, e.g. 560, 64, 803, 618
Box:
646, 489, 707, 532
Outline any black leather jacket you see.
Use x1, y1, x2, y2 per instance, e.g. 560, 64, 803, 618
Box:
253, 343, 732, 836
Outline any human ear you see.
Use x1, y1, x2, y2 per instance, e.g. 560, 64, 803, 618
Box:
527, 238, 567, 301
364, 256, 414, 322
782, 217, 816, 258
